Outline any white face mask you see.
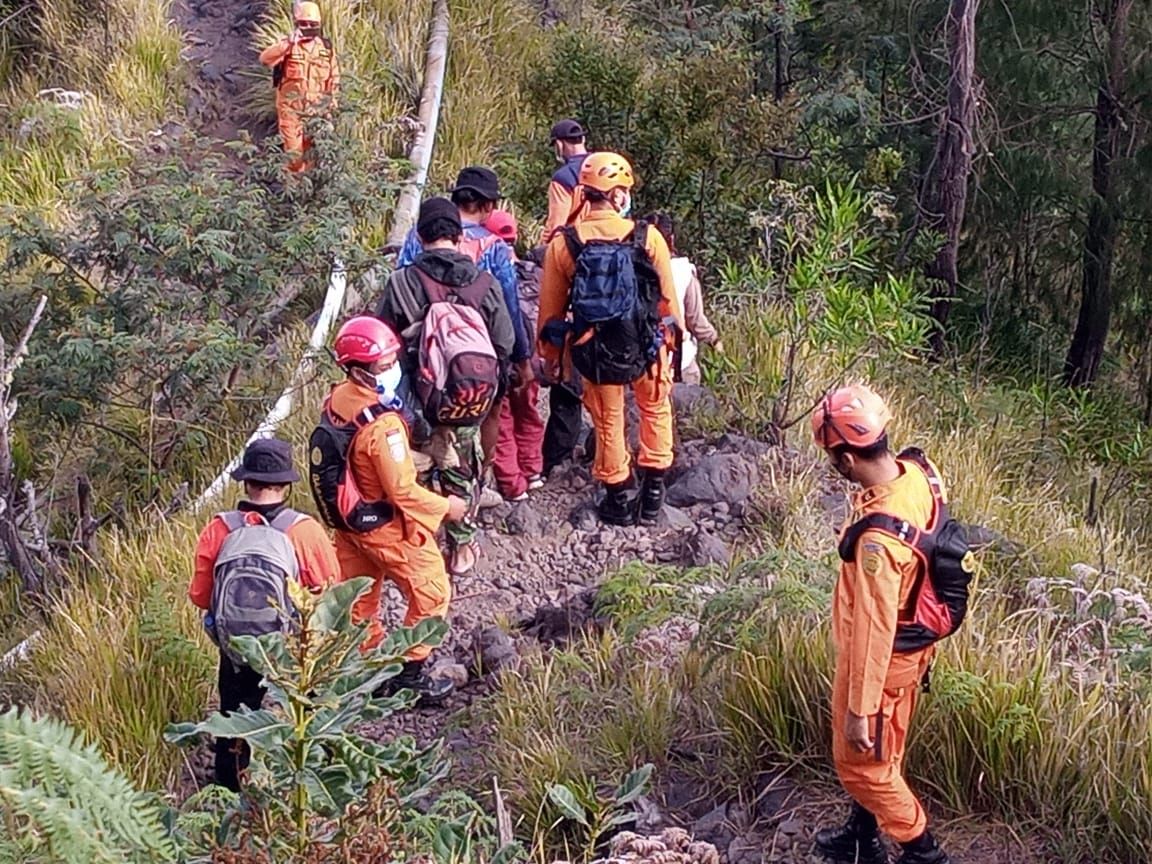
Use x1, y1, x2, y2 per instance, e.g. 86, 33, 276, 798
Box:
374, 362, 403, 403
616, 191, 633, 218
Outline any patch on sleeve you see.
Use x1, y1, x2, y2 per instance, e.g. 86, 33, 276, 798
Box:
860, 542, 884, 577
386, 428, 408, 463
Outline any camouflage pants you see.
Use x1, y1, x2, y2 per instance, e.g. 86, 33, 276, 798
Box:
419, 424, 483, 548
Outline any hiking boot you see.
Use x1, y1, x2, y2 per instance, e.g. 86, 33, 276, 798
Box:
527, 473, 545, 491
597, 478, 637, 526
814, 804, 888, 864
638, 468, 666, 525
478, 486, 503, 509
375, 660, 453, 707
894, 832, 949, 864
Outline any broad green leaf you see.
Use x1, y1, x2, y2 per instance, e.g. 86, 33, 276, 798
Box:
311, 577, 374, 633
164, 710, 292, 750
613, 763, 654, 805
546, 783, 588, 826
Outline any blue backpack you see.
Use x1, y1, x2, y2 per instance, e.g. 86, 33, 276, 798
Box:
561, 221, 665, 385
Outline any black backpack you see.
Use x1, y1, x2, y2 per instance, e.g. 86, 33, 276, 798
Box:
308, 400, 397, 533
561, 222, 664, 385
837, 448, 975, 653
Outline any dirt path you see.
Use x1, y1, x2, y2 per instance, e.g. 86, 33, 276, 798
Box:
175, 0, 273, 143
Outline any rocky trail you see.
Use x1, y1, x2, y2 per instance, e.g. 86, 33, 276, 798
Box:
175, 0, 273, 145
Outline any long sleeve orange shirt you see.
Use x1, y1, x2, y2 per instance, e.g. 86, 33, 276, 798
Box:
536, 208, 683, 368
189, 509, 339, 610
832, 457, 941, 717
259, 36, 340, 101
327, 381, 450, 534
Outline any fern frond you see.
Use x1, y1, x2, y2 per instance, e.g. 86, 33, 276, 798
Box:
0, 708, 176, 864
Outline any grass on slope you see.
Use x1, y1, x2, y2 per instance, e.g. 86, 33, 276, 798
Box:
0, 0, 182, 212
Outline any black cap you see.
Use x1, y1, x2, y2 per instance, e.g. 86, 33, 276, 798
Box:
549, 119, 586, 142
417, 196, 461, 238
231, 438, 300, 484
450, 166, 501, 201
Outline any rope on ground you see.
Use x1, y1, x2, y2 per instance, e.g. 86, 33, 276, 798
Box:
190, 260, 347, 513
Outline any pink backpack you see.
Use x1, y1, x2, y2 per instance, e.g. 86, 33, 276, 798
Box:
413, 269, 500, 427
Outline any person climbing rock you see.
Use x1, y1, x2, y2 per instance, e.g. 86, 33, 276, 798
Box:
485, 209, 546, 500
258, 1, 340, 173
189, 437, 339, 792
542, 118, 591, 243
811, 385, 952, 864
376, 197, 515, 575
396, 167, 532, 494
538, 152, 682, 527
645, 212, 723, 385
311, 316, 466, 705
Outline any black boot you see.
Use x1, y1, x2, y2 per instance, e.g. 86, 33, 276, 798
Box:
894, 831, 949, 864
814, 803, 889, 864
375, 660, 453, 707
638, 468, 666, 525
597, 478, 637, 526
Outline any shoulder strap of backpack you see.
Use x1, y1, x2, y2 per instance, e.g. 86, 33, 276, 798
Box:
562, 225, 583, 262
218, 510, 247, 532
355, 402, 392, 428
268, 508, 305, 533
632, 220, 649, 255
837, 512, 924, 562
896, 446, 948, 528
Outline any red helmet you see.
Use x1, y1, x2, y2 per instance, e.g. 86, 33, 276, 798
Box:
811, 384, 892, 449
486, 209, 517, 242
333, 316, 401, 367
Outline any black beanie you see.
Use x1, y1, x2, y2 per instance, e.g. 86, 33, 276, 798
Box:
417, 197, 461, 240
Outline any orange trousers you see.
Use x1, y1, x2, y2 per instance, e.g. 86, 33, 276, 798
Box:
831, 649, 933, 843
275, 97, 314, 173
335, 524, 451, 661
582, 355, 674, 486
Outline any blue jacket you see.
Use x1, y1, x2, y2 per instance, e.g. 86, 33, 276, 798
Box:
552, 154, 587, 191
398, 221, 530, 362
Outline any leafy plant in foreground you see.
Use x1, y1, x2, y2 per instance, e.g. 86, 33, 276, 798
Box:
0, 707, 176, 864
543, 763, 654, 863
166, 576, 448, 861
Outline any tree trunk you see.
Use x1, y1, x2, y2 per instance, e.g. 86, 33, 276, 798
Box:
920, 0, 979, 353
1063, 0, 1133, 387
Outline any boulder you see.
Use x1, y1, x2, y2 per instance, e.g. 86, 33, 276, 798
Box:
672, 383, 721, 417
667, 453, 760, 507
688, 531, 731, 567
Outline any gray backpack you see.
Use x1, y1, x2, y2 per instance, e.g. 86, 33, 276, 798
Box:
209, 509, 303, 666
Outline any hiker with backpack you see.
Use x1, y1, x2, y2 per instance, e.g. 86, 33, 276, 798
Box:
258, 1, 339, 174
312, 315, 468, 705
484, 209, 546, 501
811, 385, 972, 864
543, 119, 591, 243
645, 212, 724, 385
189, 437, 340, 792
537, 152, 683, 527
375, 197, 516, 575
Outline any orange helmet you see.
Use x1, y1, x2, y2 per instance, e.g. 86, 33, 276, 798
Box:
579, 152, 634, 192
294, 1, 321, 24
811, 384, 892, 450
333, 316, 401, 367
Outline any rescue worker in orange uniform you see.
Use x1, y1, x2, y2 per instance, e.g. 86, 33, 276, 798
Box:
189, 437, 340, 791
322, 316, 467, 704
537, 152, 682, 526
258, 2, 339, 173
542, 119, 590, 243
811, 385, 951, 864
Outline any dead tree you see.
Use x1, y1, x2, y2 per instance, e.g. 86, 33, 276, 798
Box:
918, 0, 980, 353
1064, 0, 1134, 387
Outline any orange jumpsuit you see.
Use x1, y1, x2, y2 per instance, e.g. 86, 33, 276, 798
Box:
327, 380, 452, 660
190, 508, 339, 607
538, 209, 683, 486
543, 181, 587, 243
258, 35, 340, 173
831, 456, 941, 843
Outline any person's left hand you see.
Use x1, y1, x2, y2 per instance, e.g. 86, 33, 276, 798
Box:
845, 711, 874, 753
